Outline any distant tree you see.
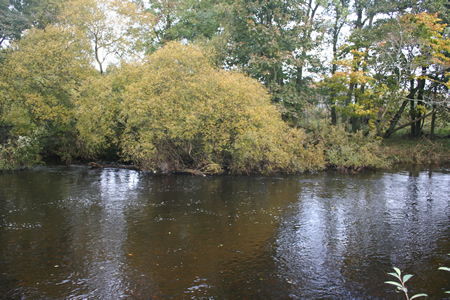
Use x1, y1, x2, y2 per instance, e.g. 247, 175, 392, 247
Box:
325, 0, 350, 125
324, 12, 449, 137
0, 0, 28, 47
223, 0, 327, 122
1, 0, 65, 44
60, 0, 149, 74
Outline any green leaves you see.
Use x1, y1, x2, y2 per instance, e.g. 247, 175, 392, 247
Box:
402, 274, 414, 283
439, 256, 450, 294
385, 267, 427, 299
385, 267, 404, 290
322, 11, 450, 136
385, 281, 403, 289
0, 24, 95, 165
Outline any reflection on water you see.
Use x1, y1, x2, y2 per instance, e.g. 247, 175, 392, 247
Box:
0, 166, 449, 299
276, 170, 450, 299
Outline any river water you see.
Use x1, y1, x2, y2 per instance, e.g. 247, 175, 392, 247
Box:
0, 165, 449, 299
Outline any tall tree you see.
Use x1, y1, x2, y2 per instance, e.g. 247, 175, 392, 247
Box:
325, 0, 350, 125
325, 12, 449, 137
224, 0, 326, 121
60, 0, 148, 74
135, 0, 188, 51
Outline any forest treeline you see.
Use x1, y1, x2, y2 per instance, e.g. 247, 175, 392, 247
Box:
0, 0, 449, 173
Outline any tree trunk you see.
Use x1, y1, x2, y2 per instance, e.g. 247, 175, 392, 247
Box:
386, 110, 434, 136
296, 66, 302, 91
352, 81, 366, 132
330, 62, 338, 125
342, 82, 355, 124
430, 86, 437, 139
351, 117, 361, 132
383, 80, 416, 138
410, 99, 416, 136
94, 36, 104, 75
411, 69, 426, 137
331, 105, 337, 125
430, 105, 436, 139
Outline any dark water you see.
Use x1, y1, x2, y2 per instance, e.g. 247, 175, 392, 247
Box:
0, 165, 449, 299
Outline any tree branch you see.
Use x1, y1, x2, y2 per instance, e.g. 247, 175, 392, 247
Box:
387, 110, 435, 136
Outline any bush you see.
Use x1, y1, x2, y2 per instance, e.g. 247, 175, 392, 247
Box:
77, 42, 324, 174
0, 129, 43, 170
309, 122, 389, 171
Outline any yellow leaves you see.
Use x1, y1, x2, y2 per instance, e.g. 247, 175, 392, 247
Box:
0, 25, 95, 147
416, 104, 427, 115
410, 12, 446, 33
80, 41, 316, 173
350, 49, 366, 58
5, 25, 93, 85
345, 103, 373, 118
398, 12, 450, 66
350, 70, 371, 84
326, 69, 371, 88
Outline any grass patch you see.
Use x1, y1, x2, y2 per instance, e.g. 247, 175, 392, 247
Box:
381, 135, 450, 165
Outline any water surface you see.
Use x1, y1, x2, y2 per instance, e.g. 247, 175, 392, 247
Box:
1, 165, 449, 299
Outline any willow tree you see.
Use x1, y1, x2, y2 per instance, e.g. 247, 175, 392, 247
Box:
76, 42, 325, 174
0, 25, 94, 165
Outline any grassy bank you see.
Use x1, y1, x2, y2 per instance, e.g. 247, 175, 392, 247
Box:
381, 135, 450, 165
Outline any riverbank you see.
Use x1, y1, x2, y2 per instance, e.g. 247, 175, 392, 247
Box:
2, 133, 448, 174
82, 136, 449, 175
381, 135, 450, 165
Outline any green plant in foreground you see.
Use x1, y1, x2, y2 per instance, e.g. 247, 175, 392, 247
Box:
438, 254, 450, 294
385, 267, 427, 299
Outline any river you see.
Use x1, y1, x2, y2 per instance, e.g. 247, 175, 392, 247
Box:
1, 165, 449, 299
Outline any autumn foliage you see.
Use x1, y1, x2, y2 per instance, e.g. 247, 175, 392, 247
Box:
76, 42, 326, 174
1, 0, 447, 172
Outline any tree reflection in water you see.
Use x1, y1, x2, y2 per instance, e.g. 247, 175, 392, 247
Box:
0, 166, 448, 299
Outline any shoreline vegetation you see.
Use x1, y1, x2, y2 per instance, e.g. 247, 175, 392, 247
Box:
5, 133, 448, 176
1, 42, 448, 174
52, 135, 450, 176
87, 134, 450, 175
1, 2, 449, 175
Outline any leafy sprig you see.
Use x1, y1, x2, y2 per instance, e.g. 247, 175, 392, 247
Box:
385, 267, 427, 300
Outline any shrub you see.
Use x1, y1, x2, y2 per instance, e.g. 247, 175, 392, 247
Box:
77, 42, 324, 174
0, 129, 43, 170
309, 122, 390, 171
